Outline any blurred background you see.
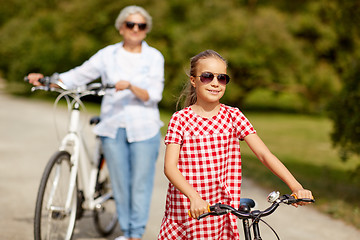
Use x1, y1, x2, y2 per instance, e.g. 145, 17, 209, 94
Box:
0, 0, 359, 231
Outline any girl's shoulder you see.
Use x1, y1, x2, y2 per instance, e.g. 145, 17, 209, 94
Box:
221, 104, 251, 123
221, 104, 243, 116
167, 107, 192, 132
171, 107, 192, 119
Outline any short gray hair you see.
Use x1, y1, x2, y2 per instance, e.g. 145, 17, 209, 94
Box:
115, 5, 152, 32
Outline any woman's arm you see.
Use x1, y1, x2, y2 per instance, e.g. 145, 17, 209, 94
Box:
115, 80, 149, 102
244, 133, 313, 203
164, 143, 209, 218
114, 50, 164, 102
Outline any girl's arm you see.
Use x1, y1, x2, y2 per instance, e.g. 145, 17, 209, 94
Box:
164, 143, 209, 218
244, 133, 313, 204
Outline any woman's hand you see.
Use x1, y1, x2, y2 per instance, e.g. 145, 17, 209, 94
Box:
115, 80, 131, 91
189, 196, 210, 219
291, 188, 314, 207
115, 80, 150, 101
27, 73, 44, 86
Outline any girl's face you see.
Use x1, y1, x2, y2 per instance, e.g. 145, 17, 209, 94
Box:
119, 13, 147, 46
190, 57, 227, 105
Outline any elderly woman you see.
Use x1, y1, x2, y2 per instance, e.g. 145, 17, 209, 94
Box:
28, 5, 164, 240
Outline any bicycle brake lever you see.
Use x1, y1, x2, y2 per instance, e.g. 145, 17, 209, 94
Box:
31, 85, 50, 92
213, 203, 230, 214
197, 203, 228, 220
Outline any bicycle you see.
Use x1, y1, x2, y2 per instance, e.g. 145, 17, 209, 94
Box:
25, 74, 118, 240
198, 191, 315, 240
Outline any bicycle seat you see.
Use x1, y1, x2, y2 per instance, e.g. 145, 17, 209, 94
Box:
239, 198, 256, 213
90, 116, 101, 125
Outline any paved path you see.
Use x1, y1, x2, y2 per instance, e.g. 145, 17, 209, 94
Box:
0, 91, 359, 239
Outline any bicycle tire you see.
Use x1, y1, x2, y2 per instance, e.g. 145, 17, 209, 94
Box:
34, 151, 78, 240
93, 157, 118, 236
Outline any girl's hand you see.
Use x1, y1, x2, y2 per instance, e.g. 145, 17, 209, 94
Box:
291, 188, 314, 207
188, 197, 210, 219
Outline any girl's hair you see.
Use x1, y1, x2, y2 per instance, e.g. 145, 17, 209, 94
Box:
177, 50, 228, 109
114, 5, 152, 32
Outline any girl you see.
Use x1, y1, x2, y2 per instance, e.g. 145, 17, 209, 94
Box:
158, 50, 313, 239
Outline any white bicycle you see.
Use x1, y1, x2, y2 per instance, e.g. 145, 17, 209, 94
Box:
26, 75, 118, 240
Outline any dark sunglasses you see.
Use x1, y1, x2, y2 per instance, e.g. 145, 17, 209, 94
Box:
125, 21, 147, 31
196, 72, 230, 85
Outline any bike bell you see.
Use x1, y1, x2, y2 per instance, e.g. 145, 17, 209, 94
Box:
267, 191, 280, 203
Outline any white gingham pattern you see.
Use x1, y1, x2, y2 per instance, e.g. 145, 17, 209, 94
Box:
158, 104, 256, 239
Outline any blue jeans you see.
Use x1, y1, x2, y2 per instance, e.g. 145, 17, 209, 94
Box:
101, 128, 160, 239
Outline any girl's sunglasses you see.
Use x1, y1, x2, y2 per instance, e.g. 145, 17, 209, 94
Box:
196, 72, 230, 85
125, 21, 147, 31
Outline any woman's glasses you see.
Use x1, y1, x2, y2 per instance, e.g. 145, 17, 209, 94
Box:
125, 21, 147, 31
196, 72, 230, 85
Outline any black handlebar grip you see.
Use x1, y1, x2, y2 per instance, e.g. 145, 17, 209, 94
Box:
299, 198, 315, 203
197, 205, 220, 220
197, 212, 211, 220
104, 84, 115, 88
287, 195, 315, 204
38, 77, 48, 85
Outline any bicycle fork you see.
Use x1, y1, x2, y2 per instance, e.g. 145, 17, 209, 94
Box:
242, 218, 262, 240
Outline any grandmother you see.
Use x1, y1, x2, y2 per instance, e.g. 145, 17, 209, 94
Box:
28, 5, 164, 240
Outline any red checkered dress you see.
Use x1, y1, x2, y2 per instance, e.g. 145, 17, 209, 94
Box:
158, 104, 256, 239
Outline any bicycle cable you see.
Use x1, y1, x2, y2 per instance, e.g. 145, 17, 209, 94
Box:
258, 218, 280, 240
248, 212, 280, 240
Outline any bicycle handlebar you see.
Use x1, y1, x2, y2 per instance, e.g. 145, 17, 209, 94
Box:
24, 74, 114, 96
198, 192, 315, 220
24, 73, 68, 90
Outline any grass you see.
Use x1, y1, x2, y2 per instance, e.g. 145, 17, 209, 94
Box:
237, 112, 360, 229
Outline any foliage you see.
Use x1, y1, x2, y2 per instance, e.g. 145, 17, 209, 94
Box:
0, 0, 346, 113
328, 57, 360, 161
321, 0, 360, 162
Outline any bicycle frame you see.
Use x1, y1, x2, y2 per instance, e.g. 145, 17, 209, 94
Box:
57, 100, 112, 213
29, 77, 119, 239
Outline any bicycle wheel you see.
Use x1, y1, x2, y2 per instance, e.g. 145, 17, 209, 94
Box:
93, 157, 118, 236
34, 151, 78, 240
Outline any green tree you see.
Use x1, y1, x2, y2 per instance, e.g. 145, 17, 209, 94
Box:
323, 0, 360, 161
145, 0, 342, 112
0, 0, 345, 113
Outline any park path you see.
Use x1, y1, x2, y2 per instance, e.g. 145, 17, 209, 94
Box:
0, 90, 359, 239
